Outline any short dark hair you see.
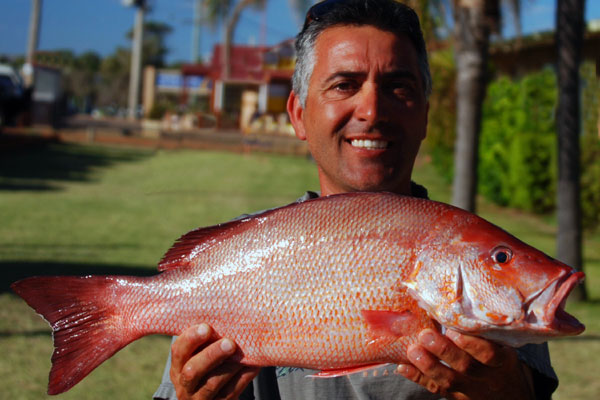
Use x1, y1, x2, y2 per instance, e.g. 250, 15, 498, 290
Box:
292, 0, 432, 107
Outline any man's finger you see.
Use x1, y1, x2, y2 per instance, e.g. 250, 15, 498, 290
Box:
192, 361, 245, 399
216, 366, 261, 400
406, 343, 455, 395
417, 329, 483, 378
171, 324, 212, 373
445, 329, 509, 367
396, 363, 423, 385
179, 338, 238, 395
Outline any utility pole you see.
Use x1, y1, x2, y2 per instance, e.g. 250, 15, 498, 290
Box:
125, 0, 146, 120
24, 0, 42, 87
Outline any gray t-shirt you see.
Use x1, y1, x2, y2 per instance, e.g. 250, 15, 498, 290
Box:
153, 189, 558, 400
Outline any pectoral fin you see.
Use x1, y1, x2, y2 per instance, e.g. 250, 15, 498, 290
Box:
361, 310, 421, 338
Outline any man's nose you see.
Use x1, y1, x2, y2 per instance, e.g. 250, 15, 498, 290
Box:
353, 83, 388, 125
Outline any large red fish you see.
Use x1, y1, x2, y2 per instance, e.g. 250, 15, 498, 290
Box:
11, 192, 584, 394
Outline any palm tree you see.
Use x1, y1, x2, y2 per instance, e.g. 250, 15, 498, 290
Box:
451, 0, 499, 212
556, 0, 587, 301
199, 0, 312, 126
221, 0, 266, 79
203, 0, 314, 79
450, 0, 520, 212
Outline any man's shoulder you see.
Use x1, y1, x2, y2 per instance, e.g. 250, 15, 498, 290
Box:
233, 191, 320, 222
296, 190, 320, 202
410, 181, 428, 199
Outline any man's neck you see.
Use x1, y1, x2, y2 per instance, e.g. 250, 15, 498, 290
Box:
319, 182, 413, 197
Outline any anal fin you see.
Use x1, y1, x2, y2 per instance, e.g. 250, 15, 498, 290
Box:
308, 363, 391, 378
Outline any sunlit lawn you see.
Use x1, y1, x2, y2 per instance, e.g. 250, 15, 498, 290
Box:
0, 140, 597, 399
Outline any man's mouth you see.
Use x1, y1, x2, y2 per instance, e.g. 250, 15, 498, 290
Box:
349, 139, 390, 150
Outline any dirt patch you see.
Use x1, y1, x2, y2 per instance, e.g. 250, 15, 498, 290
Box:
1, 123, 309, 157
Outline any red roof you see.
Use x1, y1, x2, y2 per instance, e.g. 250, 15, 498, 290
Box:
182, 44, 268, 82
182, 42, 295, 83
264, 69, 294, 82
212, 44, 269, 82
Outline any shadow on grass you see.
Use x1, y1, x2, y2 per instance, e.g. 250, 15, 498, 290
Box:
0, 329, 51, 338
1, 261, 156, 294
553, 335, 600, 342
0, 134, 151, 191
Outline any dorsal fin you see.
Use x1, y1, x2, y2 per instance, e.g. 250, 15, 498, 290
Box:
158, 217, 259, 271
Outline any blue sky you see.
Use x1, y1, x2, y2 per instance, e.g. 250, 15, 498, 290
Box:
1, 0, 599, 64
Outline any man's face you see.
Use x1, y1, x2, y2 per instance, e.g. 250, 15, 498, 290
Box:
288, 25, 429, 196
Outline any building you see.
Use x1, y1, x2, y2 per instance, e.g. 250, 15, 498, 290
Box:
143, 39, 296, 133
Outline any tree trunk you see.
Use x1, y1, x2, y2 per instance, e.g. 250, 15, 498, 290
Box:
451, 2, 494, 212
127, 5, 145, 120
222, 0, 255, 80
556, 0, 587, 301
25, 0, 42, 88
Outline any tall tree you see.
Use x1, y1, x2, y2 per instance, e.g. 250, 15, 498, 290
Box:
203, 0, 314, 79
451, 0, 500, 212
222, 0, 266, 79
25, 0, 42, 87
556, 0, 587, 301
98, 47, 131, 108
402, 0, 449, 42
127, 20, 173, 68
69, 51, 102, 112
450, 0, 521, 212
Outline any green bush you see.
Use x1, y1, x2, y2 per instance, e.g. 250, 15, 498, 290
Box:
581, 62, 600, 231
479, 69, 558, 213
507, 133, 556, 212
147, 102, 169, 120
424, 48, 456, 183
581, 134, 600, 231
426, 56, 599, 230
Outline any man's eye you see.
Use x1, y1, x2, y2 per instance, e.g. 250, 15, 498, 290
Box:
333, 82, 358, 92
391, 83, 414, 97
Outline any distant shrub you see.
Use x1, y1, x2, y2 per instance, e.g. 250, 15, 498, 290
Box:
424, 48, 456, 183
148, 102, 169, 120
581, 62, 600, 231
426, 56, 599, 230
479, 69, 558, 213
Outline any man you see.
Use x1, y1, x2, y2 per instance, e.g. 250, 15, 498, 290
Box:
154, 1, 557, 399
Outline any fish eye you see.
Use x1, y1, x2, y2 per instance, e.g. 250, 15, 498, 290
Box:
492, 247, 512, 264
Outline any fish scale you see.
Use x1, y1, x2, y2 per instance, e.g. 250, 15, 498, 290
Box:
11, 192, 584, 395
147, 194, 441, 366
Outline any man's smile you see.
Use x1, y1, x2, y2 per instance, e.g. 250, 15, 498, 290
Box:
349, 138, 391, 150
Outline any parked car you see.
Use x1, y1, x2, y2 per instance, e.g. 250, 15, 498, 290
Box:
0, 64, 26, 128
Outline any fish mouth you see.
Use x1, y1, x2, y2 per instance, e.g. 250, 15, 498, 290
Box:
526, 271, 585, 335
546, 271, 585, 333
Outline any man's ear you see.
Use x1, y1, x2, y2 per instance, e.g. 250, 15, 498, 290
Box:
287, 90, 307, 141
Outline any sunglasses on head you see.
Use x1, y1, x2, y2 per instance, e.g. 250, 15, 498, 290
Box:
302, 0, 350, 32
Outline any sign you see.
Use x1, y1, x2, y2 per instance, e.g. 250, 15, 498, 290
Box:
156, 73, 208, 90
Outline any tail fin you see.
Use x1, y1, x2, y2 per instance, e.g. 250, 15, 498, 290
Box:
11, 275, 141, 395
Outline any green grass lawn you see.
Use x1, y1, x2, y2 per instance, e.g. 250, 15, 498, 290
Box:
1, 140, 598, 399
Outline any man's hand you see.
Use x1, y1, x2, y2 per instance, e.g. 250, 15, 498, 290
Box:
397, 329, 536, 400
170, 324, 260, 400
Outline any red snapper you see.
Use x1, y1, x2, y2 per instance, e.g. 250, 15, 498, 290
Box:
11, 192, 585, 394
